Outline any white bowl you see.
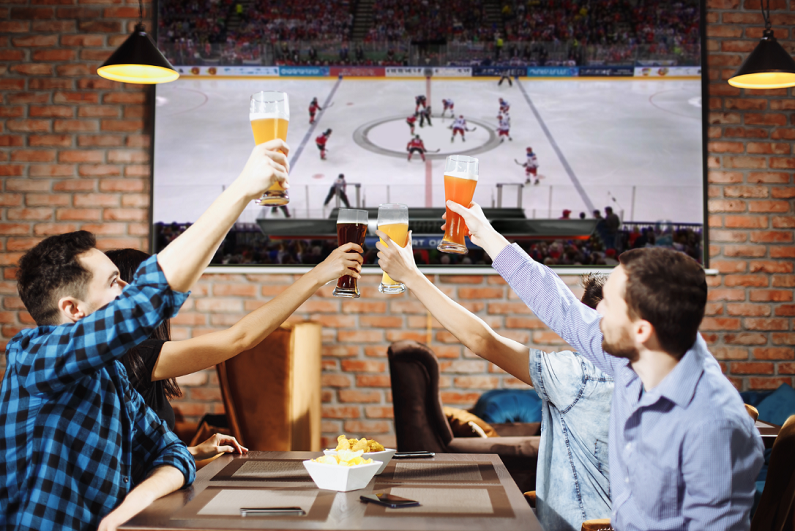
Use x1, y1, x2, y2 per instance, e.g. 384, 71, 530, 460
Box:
303, 459, 382, 492
323, 448, 397, 475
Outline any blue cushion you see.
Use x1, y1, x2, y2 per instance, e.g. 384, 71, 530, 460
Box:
471, 389, 542, 424
740, 390, 774, 408
756, 384, 795, 426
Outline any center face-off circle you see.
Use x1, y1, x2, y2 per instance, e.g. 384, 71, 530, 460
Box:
353, 115, 499, 160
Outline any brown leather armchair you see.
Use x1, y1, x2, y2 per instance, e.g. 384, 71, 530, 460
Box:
387, 340, 541, 492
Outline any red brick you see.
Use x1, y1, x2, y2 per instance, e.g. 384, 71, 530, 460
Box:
12, 35, 57, 47
708, 171, 743, 184
342, 420, 391, 434
364, 406, 394, 419
748, 377, 792, 390
77, 134, 124, 147
723, 245, 767, 257
389, 300, 426, 314
341, 301, 387, 314
749, 201, 790, 214
33, 223, 79, 236
0, 21, 30, 33
59, 150, 104, 163
747, 142, 791, 155
356, 375, 391, 387
748, 172, 791, 184
8, 119, 50, 133
78, 20, 121, 32
103, 92, 147, 104
773, 334, 795, 345
750, 231, 793, 243
771, 247, 795, 258
78, 106, 119, 118
726, 303, 771, 317
321, 374, 351, 388
723, 216, 768, 229
710, 230, 747, 243
438, 275, 484, 284
54, 120, 98, 133
753, 347, 794, 360
711, 347, 748, 360
439, 360, 487, 373
53, 180, 95, 192
7, 208, 53, 221
723, 275, 769, 287
773, 276, 795, 288
487, 302, 533, 315
101, 119, 143, 132
386, 330, 428, 343
0, 135, 24, 147
708, 141, 745, 153
776, 363, 795, 375
708, 200, 746, 213
458, 287, 504, 299
453, 376, 500, 389
505, 317, 546, 329
724, 333, 768, 345
338, 330, 384, 343
11, 150, 56, 163
32, 49, 76, 62
771, 158, 795, 169
32, 20, 75, 32
723, 126, 769, 139
723, 186, 769, 198
322, 406, 360, 419
700, 317, 741, 331
79, 223, 125, 235
440, 391, 482, 405
730, 362, 774, 374
745, 318, 791, 330
338, 390, 381, 403
723, 156, 767, 169
772, 187, 795, 199
61, 34, 105, 47
750, 290, 793, 302
78, 164, 121, 177
56, 208, 101, 221
357, 316, 402, 328
749, 260, 793, 273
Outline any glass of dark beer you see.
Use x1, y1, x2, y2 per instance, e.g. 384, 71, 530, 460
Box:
333, 209, 369, 298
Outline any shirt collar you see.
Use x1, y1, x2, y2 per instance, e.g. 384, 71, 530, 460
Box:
643, 340, 704, 409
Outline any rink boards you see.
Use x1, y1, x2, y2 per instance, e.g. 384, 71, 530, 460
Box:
153, 73, 705, 227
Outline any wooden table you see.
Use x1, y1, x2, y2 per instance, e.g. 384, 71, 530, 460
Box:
756, 419, 781, 449
121, 452, 541, 531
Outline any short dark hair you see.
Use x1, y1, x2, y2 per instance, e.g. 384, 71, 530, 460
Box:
105, 248, 182, 399
619, 248, 707, 359
17, 230, 97, 326
580, 273, 607, 309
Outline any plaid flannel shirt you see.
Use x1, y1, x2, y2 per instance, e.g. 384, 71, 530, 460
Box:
0, 255, 196, 531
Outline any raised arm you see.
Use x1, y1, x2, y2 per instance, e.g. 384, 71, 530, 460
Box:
150, 243, 363, 381
376, 230, 531, 385
16, 256, 188, 396
444, 201, 618, 376
157, 140, 290, 293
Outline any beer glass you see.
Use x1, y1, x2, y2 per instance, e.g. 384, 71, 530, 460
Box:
377, 203, 409, 294
438, 155, 479, 254
333, 209, 368, 298
249, 91, 289, 205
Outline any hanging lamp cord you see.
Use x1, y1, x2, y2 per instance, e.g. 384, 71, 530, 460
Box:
761, 0, 772, 32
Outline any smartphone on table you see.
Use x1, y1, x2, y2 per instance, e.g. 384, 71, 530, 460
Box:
393, 451, 435, 459
360, 493, 420, 508
240, 507, 306, 516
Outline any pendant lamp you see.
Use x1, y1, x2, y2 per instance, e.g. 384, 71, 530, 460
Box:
728, 0, 795, 89
97, 1, 179, 84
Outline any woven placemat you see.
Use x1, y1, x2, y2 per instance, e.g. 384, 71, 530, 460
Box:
211, 459, 313, 482
363, 485, 514, 518
376, 461, 500, 484
172, 487, 335, 522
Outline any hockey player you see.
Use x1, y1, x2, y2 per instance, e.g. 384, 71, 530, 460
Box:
499, 97, 510, 115
407, 135, 427, 162
523, 147, 539, 185
419, 105, 432, 128
308, 97, 322, 124
498, 73, 513, 86
450, 115, 468, 143
415, 94, 427, 113
442, 98, 454, 118
406, 113, 418, 135
316, 129, 332, 160
497, 114, 512, 142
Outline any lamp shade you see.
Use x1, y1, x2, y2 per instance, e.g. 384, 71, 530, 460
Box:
728, 30, 795, 89
98, 24, 179, 84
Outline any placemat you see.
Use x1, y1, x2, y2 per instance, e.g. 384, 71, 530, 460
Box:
211, 459, 313, 482
172, 487, 335, 522
376, 461, 500, 484
363, 486, 514, 518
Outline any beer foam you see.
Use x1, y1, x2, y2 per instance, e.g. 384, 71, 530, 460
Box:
250, 111, 290, 121
444, 170, 478, 181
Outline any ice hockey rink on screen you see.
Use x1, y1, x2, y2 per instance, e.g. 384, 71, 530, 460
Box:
153, 75, 703, 226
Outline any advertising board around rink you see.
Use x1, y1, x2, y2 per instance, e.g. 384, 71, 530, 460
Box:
385, 67, 473, 77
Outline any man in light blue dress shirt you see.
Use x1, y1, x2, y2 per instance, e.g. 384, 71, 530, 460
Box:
407, 201, 763, 530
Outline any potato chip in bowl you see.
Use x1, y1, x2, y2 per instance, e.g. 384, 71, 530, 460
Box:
325, 435, 396, 475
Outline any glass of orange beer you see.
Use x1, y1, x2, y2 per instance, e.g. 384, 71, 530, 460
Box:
438, 155, 479, 254
249, 91, 289, 205
377, 203, 409, 294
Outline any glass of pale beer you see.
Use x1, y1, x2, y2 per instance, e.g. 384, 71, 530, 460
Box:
438, 155, 479, 254
250, 91, 289, 205
377, 203, 409, 294
333, 209, 369, 298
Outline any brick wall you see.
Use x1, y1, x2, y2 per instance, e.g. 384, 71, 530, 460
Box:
1, 0, 793, 448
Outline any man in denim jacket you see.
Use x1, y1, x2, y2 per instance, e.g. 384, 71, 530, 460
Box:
377, 234, 613, 530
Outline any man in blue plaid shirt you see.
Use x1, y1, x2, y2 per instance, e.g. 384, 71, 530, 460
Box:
0, 140, 292, 531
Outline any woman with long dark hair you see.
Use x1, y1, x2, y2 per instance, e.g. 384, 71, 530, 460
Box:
106, 242, 363, 461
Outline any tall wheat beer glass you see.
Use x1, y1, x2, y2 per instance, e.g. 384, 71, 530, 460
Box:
438, 155, 479, 254
250, 91, 289, 205
333, 209, 368, 298
377, 203, 409, 294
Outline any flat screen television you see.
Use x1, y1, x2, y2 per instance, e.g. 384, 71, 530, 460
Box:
152, 0, 707, 269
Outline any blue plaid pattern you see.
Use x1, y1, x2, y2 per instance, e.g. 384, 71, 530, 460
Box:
493, 244, 764, 531
0, 256, 196, 531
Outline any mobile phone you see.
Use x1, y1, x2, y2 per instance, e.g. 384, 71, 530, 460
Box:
360, 493, 420, 508
393, 451, 435, 458
240, 507, 306, 516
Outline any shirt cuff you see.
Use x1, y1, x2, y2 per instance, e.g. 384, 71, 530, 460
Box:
133, 255, 190, 318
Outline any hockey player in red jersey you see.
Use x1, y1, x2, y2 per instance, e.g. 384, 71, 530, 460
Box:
308, 97, 323, 124
407, 135, 427, 162
316, 129, 332, 160
406, 114, 417, 135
